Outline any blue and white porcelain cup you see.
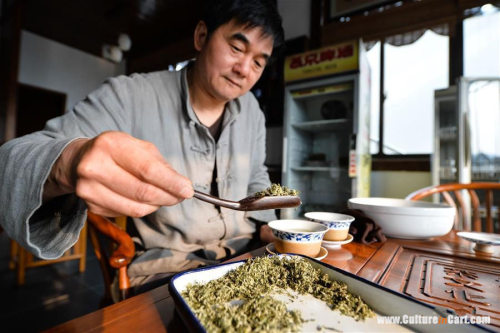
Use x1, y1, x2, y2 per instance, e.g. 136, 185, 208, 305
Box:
304, 212, 355, 241
268, 219, 328, 257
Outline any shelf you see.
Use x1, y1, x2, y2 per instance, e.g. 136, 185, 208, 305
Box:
292, 119, 350, 132
472, 167, 500, 180
472, 176, 500, 181
291, 83, 352, 100
438, 126, 457, 141
291, 166, 344, 172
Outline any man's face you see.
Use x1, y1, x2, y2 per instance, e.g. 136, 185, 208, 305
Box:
194, 19, 274, 102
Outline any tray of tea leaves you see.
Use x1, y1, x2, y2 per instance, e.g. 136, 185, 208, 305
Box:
169, 255, 487, 332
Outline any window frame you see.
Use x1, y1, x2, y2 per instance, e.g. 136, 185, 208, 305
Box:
369, 26, 463, 171
317, 0, 496, 172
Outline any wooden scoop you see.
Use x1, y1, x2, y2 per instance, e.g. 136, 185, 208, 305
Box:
193, 190, 301, 211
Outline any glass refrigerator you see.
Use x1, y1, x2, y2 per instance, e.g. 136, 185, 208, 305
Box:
433, 77, 500, 229
280, 40, 371, 218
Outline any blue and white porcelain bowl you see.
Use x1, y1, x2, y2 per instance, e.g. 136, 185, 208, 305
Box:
304, 212, 355, 241
268, 219, 328, 257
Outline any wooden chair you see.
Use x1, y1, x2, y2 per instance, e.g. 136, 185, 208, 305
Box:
87, 212, 135, 303
9, 224, 88, 285
405, 182, 500, 233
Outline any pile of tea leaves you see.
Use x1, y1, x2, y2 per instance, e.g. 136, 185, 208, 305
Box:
254, 183, 299, 197
182, 256, 375, 332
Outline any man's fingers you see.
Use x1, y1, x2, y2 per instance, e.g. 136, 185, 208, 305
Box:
94, 134, 194, 199
77, 155, 186, 206
86, 202, 122, 218
76, 180, 160, 218
73, 132, 193, 214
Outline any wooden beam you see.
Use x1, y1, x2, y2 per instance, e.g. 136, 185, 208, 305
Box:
309, 0, 324, 50
321, 0, 460, 45
0, 0, 22, 143
126, 37, 196, 74
449, 19, 463, 86
458, 0, 494, 12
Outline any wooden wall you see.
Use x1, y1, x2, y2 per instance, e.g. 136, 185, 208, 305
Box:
320, 0, 492, 45
0, 0, 21, 143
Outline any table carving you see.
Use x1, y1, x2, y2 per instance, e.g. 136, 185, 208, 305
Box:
46, 232, 500, 332
400, 254, 500, 328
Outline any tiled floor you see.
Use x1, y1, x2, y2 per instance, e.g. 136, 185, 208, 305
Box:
0, 232, 105, 332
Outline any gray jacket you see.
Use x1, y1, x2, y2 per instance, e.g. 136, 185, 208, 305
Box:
0, 66, 275, 279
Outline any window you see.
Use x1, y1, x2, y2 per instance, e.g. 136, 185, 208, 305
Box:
321, 1, 500, 170
464, 8, 500, 77
367, 31, 449, 155
383, 31, 449, 154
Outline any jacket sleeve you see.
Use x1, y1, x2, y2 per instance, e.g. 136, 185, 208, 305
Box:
0, 75, 135, 259
245, 99, 277, 223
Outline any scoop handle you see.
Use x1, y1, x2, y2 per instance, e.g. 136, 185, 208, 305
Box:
193, 190, 242, 210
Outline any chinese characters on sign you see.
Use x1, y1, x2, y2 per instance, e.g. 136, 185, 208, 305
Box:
284, 41, 359, 82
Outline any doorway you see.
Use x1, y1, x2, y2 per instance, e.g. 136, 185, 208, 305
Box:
16, 83, 66, 137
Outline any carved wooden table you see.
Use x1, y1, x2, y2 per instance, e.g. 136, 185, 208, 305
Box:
47, 231, 500, 332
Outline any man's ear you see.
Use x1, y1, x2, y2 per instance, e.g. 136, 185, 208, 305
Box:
193, 21, 208, 51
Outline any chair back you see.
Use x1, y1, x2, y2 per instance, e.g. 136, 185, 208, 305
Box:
87, 213, 134, 303
406, 182, 500, 233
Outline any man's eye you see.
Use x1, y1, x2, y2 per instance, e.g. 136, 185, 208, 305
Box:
254, 60, 263, 69
231, 45, 242, 52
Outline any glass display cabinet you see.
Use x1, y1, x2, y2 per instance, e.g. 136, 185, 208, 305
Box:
433, 78, 500, 229
281, 40, 371, 218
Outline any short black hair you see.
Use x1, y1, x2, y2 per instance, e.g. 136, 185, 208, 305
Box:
202, 0, 284, 57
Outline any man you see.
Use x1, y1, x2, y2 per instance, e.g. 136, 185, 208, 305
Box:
0, 0, 284, 288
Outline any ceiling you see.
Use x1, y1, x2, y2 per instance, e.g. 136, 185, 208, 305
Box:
21, 0, 203, 62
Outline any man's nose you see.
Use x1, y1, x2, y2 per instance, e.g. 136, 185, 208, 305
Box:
234, 56, 252, 77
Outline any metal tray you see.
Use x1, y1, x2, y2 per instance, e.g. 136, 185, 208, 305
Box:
169, 255, 488, 332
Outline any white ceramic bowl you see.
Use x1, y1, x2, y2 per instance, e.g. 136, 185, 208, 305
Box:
304, 212, 355, 241
268, 219, 328, 257
347, 197, 455, 239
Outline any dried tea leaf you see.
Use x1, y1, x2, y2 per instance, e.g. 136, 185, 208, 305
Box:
254, 183, 299, 197
182, 256, 375, 332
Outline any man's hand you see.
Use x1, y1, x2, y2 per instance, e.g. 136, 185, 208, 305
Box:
259, 224, 274, 244
43, 131, 194, 217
